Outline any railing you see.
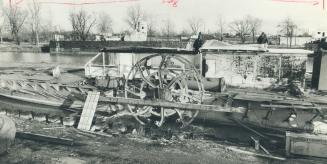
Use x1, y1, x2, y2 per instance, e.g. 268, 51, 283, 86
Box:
84, 52, 119, 78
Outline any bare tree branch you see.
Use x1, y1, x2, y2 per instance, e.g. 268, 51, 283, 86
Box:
278, 17, 297, 48
216, 15, 226, 41
229, 17, 251, 43
97, 12, 113, 34
162, 18, 175, 41
125, 4, 143, 30
69, 9, 96, 41
246, 15, 262, 43
144, 13, 157, 41
188, 17, 204, 35
28, 0, 41, 45
3, 3, 28, 45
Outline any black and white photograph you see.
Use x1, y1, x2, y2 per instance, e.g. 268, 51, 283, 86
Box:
0, 0, 327, 163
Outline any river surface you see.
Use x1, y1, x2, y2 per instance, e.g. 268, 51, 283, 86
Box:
0, 52, 95, 65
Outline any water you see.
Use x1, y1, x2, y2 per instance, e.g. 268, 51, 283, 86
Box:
0, 52, 95, 65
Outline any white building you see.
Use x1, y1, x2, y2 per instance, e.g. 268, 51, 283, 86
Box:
124, 21, 148, 41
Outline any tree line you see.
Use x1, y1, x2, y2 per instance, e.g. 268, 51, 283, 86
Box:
0, 2, 301, 46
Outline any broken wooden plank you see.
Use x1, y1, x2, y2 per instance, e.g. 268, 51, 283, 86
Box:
261, 104, 323, 110
99, 96, 245, 113
16, 132, 81, 146
79, 129, 113, 138
39, 83, 48, 90
226, 146, 286, 161
260, 145, 271, 155
233, 94, 283, 102
77, 92, 100, 130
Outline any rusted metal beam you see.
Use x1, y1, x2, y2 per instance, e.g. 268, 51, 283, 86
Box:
98, 96, 245, 113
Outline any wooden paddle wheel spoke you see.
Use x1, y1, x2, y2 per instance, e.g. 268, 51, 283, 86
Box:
167, 70, 192, 88
125, 54, 204, 127
158, 56, 168, 88
134, 63, 157, 88
176, 109, 199, 128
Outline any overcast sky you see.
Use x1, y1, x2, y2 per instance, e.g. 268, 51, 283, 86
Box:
2, 0, 327, 35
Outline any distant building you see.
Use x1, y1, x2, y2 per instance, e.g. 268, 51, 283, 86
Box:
124, 21, 148, 41
53, 34, 64, 41
96, 33, 112, 41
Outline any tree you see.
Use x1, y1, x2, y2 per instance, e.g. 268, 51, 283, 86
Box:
278, 17, 297, 48
247, 15, 262, 43
229, 17, 251, 43
97, 12, 113, 34
41, 9, 54, 42
125, 4, 144, 30
216, 15, 226, 41
188, 17, 204, 35
180, 29, 190, 36
3, 2, 28, 45
69, 9, 96, 41
28, 0, 41, 45
162, 18, 175, 41
0, 12, 4, 43
145, 13, 157, 41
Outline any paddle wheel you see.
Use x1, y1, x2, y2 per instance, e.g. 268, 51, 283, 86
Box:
124, 54, 204, 127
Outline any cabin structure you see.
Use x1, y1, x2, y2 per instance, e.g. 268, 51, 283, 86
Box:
200, 41, 314, 89
85, 40, 314, 90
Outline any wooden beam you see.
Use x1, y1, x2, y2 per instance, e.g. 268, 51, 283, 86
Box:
16, 132, 82, 146
261, 104, 325, 110
226, 146, 286, 161
98, 96, 245, 113
100, 47, 195, 54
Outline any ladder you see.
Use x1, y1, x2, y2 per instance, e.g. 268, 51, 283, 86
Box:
77, 91, 100, 130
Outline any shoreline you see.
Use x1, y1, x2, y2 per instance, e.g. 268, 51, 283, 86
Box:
0, 42, 43, 53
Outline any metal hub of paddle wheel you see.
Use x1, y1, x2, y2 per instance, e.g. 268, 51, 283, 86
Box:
124, 54, 204, 127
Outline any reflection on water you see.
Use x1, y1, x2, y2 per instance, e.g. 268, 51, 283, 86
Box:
0, 52, 95, 65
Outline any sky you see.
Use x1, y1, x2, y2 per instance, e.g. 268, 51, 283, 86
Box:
2, 0, 327, 35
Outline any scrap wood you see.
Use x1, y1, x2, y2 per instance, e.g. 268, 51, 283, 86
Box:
16, 89, 36, 96
250, 137, 270, 155
65, 68, 84, 73
261, 104, 324, 110
16, 131, 83, 146
69, 128, 96, 138
58, 84, 95, 90
78, 129, 113, 138
260, 145, 270, 155
43, 126, 65, 130
226, 146, 286, 161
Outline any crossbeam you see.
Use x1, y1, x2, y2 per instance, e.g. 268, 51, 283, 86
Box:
98, 96, 245, 113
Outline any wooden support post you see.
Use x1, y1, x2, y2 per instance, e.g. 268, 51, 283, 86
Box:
285, 131, 291, 157
102, 52, 105, 77
251, 137, 260, 151
278, 55, 282, 81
